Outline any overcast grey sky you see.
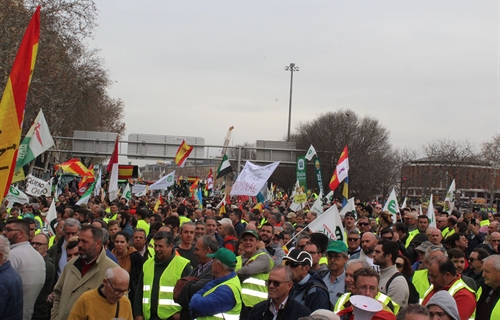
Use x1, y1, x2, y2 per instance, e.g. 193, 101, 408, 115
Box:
90, 0, 499, 157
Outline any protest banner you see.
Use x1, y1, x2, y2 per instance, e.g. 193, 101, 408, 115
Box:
231, 161, 279, 196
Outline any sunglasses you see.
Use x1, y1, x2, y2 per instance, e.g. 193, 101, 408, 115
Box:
468, 258, 478, 262
358, 222, 370, 226
285, 262, 302, 268
265, 280, 289, 287
347, 238, 360, 242
396, 263, 404, 269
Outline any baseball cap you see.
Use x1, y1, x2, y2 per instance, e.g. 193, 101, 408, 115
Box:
325, 240, 348, 253
287, 212, 296, 219
283, 249, 312, 267
344, 211, 356, 219
240, 229, 259, 240
207, 248, 237, 268
415, 240, 433, 252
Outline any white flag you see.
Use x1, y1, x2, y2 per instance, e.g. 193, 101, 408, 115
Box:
94, 168, 102, 197
4, 185, 30, 206
339, 197, 356, 217
383, 188, 400, 223
400, 197, 407, 209
310, 191, 324, 215
427, 194, 436, 228
149, 171, 176, 190
445, 179, 456, 212
121, 183, 132, 200
76, 182, 95, 205
305, 145, 317, 161
44, 199, 58, 235
108, 163, 119, 201
307, 203, 345, 242
230, 161, 280, 196
16, 109, 54, 169
324, 190, 334, 202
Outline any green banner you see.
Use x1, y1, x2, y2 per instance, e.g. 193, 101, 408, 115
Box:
296, 156, 307, 191
314, 158, 324, 196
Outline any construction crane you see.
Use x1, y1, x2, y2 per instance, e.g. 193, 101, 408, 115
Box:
220, 126, 234, 157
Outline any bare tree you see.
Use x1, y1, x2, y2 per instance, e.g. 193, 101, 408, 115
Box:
481, 134, 500, 206
291, 109, 395, 200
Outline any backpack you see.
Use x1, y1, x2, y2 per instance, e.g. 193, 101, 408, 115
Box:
386, 272, 420, 304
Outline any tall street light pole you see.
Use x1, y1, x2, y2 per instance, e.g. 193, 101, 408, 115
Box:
285, 63, 299, 142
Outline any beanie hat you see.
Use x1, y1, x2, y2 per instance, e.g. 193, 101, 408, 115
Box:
426, 291, 460, 320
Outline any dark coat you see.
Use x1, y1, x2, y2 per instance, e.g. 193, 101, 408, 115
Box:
0, 260, 23, 320
247, 297, 311, 320
32, 255, 56, 320
290, 270, 331, 312
47, 236, 64, 275
177, 262, 214, 320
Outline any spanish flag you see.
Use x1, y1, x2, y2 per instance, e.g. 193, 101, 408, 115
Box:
0, 7, 41, 199
174, 140, 193, 167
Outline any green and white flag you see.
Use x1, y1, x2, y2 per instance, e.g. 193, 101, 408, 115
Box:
216, 154, 233, 179
121, 183, 131, 201
305, 144, 317, 161
444, 179, 456, 212
4, 185, 30, 206
383, 188, 400, 223
76, 182, 95, 205
15, 110, 54, 170
400, 197, 407, 209
44, 199, 58, 235
427, 194, 436, 228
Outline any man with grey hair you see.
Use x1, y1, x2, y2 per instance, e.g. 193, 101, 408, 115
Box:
67, 267, 133, 320
3, 218, 45, 320
248, 265, 311, 320
412, 245, 447, 300
475, 255, 500, 319
52, 224, 118, 320
48, 217, 81, 276
0, 235, 23, 319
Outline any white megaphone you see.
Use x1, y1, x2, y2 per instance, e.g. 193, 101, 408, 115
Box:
350, 295, 383, 320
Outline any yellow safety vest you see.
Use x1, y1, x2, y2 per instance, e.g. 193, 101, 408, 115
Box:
235, 251, 274, 307
412, 269, 430, 300
48, 236, 55, 249
405, 229, 420, 248
137, 219, 150, 235
142, 255, 190, 320
480, 220, 490, 227
319, 256, 327, 266
442, 227, 455, 239
197, 274, 242, 320
179, 216, 191, 225
422, 278, 475, 304
334, 292, 400, 315
472, 286, 500, 320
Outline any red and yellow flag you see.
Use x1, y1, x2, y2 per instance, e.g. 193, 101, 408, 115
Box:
0, 6, 41, 199
174, 140, 193, 167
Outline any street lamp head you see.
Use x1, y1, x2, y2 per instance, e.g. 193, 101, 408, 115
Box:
285, 63, 299, 72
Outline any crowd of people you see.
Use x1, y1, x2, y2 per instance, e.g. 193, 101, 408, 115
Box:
1, 190, 500, 320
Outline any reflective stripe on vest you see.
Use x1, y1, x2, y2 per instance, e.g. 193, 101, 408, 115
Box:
142, 255, 189, 320
197, 274, 242, 320
412, 269, 430, 299
405, 229, 420, 248
471, 286, 500, 320
423, 278, 475, 302
235, 251, 274, 307
334, 292, 398, 314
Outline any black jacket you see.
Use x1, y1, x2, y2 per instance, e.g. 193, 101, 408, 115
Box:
176, 262, 214, 320
289, 270, 331, 312
247, 297, 311, 320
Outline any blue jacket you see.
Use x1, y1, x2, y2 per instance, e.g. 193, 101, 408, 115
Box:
0, 260, 23, 320
189, 272, 237, 317
290, 270, 331, 312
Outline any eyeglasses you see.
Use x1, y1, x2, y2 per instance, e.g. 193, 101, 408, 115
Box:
265, 280, 290, 287
468, 258, 478, 262
396, 263, 404, 269
356, 286, 378, 293
347, 238, 359, 242
285, 262, 302, 268
327, 254, 345, 260
4, 227, 22, 233
107, 279, 129, 295
31, 242, 47, 247
358, 222, 370, 226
